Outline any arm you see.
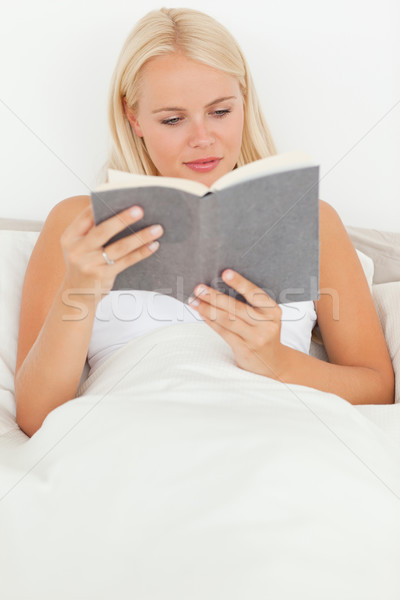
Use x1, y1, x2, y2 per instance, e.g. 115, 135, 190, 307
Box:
15, 197, 163, 437
15, 196, 95, 437
15, 281, 98, 437
188, 200, 394, 405
274, 200, 394, 405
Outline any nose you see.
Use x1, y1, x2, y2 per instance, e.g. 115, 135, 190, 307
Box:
188, 118, 215, 148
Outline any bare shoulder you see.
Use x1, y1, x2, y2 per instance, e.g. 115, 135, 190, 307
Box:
316, 198, 366, 318
37, 195, 92, 264
317, 198, 361, 282
318, 198, 347, 240
28, 194, 92, 284
47, 194, 92, 226
32, 193, 91, 258
15, 195, 91, 376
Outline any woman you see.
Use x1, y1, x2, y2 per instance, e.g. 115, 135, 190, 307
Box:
14, 8, 394, 437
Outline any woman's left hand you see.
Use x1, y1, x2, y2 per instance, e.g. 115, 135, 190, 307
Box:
188, 269, 284, 379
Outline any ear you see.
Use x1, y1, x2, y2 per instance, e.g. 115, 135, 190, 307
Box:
123, 97, 144, 137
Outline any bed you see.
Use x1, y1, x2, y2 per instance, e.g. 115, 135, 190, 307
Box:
0, 217, 399, 599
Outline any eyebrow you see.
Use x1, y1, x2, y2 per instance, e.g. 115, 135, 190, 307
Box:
151, 96, 237, 114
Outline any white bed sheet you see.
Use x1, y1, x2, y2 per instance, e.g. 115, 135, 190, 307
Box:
0, 322, 400, 599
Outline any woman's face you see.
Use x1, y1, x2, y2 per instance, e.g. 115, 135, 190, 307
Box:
125, 53, 244, 186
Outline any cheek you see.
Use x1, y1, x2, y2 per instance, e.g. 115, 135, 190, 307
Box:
145, 128, 184, 173
146, 128, 173, 158
229, 112, 244, 146
152, 128, 181, 152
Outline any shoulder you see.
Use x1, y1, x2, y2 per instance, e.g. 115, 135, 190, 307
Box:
318, 198, 346, 240
36, 195, 92, 252
26, 194, 92, 302
45, 194, 91, 229
28, 195, 93, 267
316, 198, 360, 300
26, 194, 92, 284
317, 199, 356, 276
32, 194, 91, 251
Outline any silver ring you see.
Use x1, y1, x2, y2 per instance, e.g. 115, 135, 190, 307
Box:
102, 249, 115, 265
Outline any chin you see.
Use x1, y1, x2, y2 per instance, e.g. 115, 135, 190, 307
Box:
192, 173, 219, 187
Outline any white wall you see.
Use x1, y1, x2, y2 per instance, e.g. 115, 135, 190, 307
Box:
1, 0, 399, 230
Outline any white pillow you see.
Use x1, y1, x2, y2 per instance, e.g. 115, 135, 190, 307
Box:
347, 225, 400, 284
372, 282, 400, 404
0, 230, 39, 429
356, 249, 374, 290
0, 231, 40, 387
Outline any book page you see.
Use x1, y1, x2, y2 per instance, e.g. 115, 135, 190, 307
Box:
95, 151, 316, 195
95, 170, 209, 196
211, 150, 316, 191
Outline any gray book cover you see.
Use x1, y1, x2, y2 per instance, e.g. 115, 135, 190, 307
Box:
91, 165, 320, 305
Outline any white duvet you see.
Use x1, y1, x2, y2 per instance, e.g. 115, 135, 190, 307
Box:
1, 322, 400, 600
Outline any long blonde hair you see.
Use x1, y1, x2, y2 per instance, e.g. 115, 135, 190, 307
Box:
98, 7, 277, 184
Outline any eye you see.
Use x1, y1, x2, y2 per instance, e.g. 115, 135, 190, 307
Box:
160, 108, 231, 127
213, 109, 231, 118
161, 117, 181, 126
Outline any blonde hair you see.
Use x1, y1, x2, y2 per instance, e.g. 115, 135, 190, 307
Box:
98, 7, 277, 183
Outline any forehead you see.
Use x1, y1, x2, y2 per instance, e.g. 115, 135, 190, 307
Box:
138, 54, 241, 104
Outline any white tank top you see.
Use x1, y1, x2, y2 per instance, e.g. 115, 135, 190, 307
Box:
87, 290, 317, 376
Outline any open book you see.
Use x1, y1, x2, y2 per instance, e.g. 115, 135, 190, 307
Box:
91, 151, 320, 305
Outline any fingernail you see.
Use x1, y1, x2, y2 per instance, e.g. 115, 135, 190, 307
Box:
224, 270, 234, 280
195, 285, 207, 295
151, 224, 163, 235
130, 206, 143, 218
188, 296, 200, 306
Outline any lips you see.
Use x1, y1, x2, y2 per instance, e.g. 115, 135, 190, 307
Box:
184, 157, 221, 164
184, 157, 222, 173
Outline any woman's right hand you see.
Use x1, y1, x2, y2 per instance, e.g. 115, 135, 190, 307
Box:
60, 203, 163, 301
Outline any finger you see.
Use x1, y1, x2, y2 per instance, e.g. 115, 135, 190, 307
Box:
103, 236, 161, 272
195, 291, 282, 360
190, 281, 273, 326
191, 296, 249, 339
198, 306, 248, 347
221, 270, 278, 312
88, 205, 145, 249
191, 290, 279, 346
189, 285, 241, 317
99, 223, 163, 264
